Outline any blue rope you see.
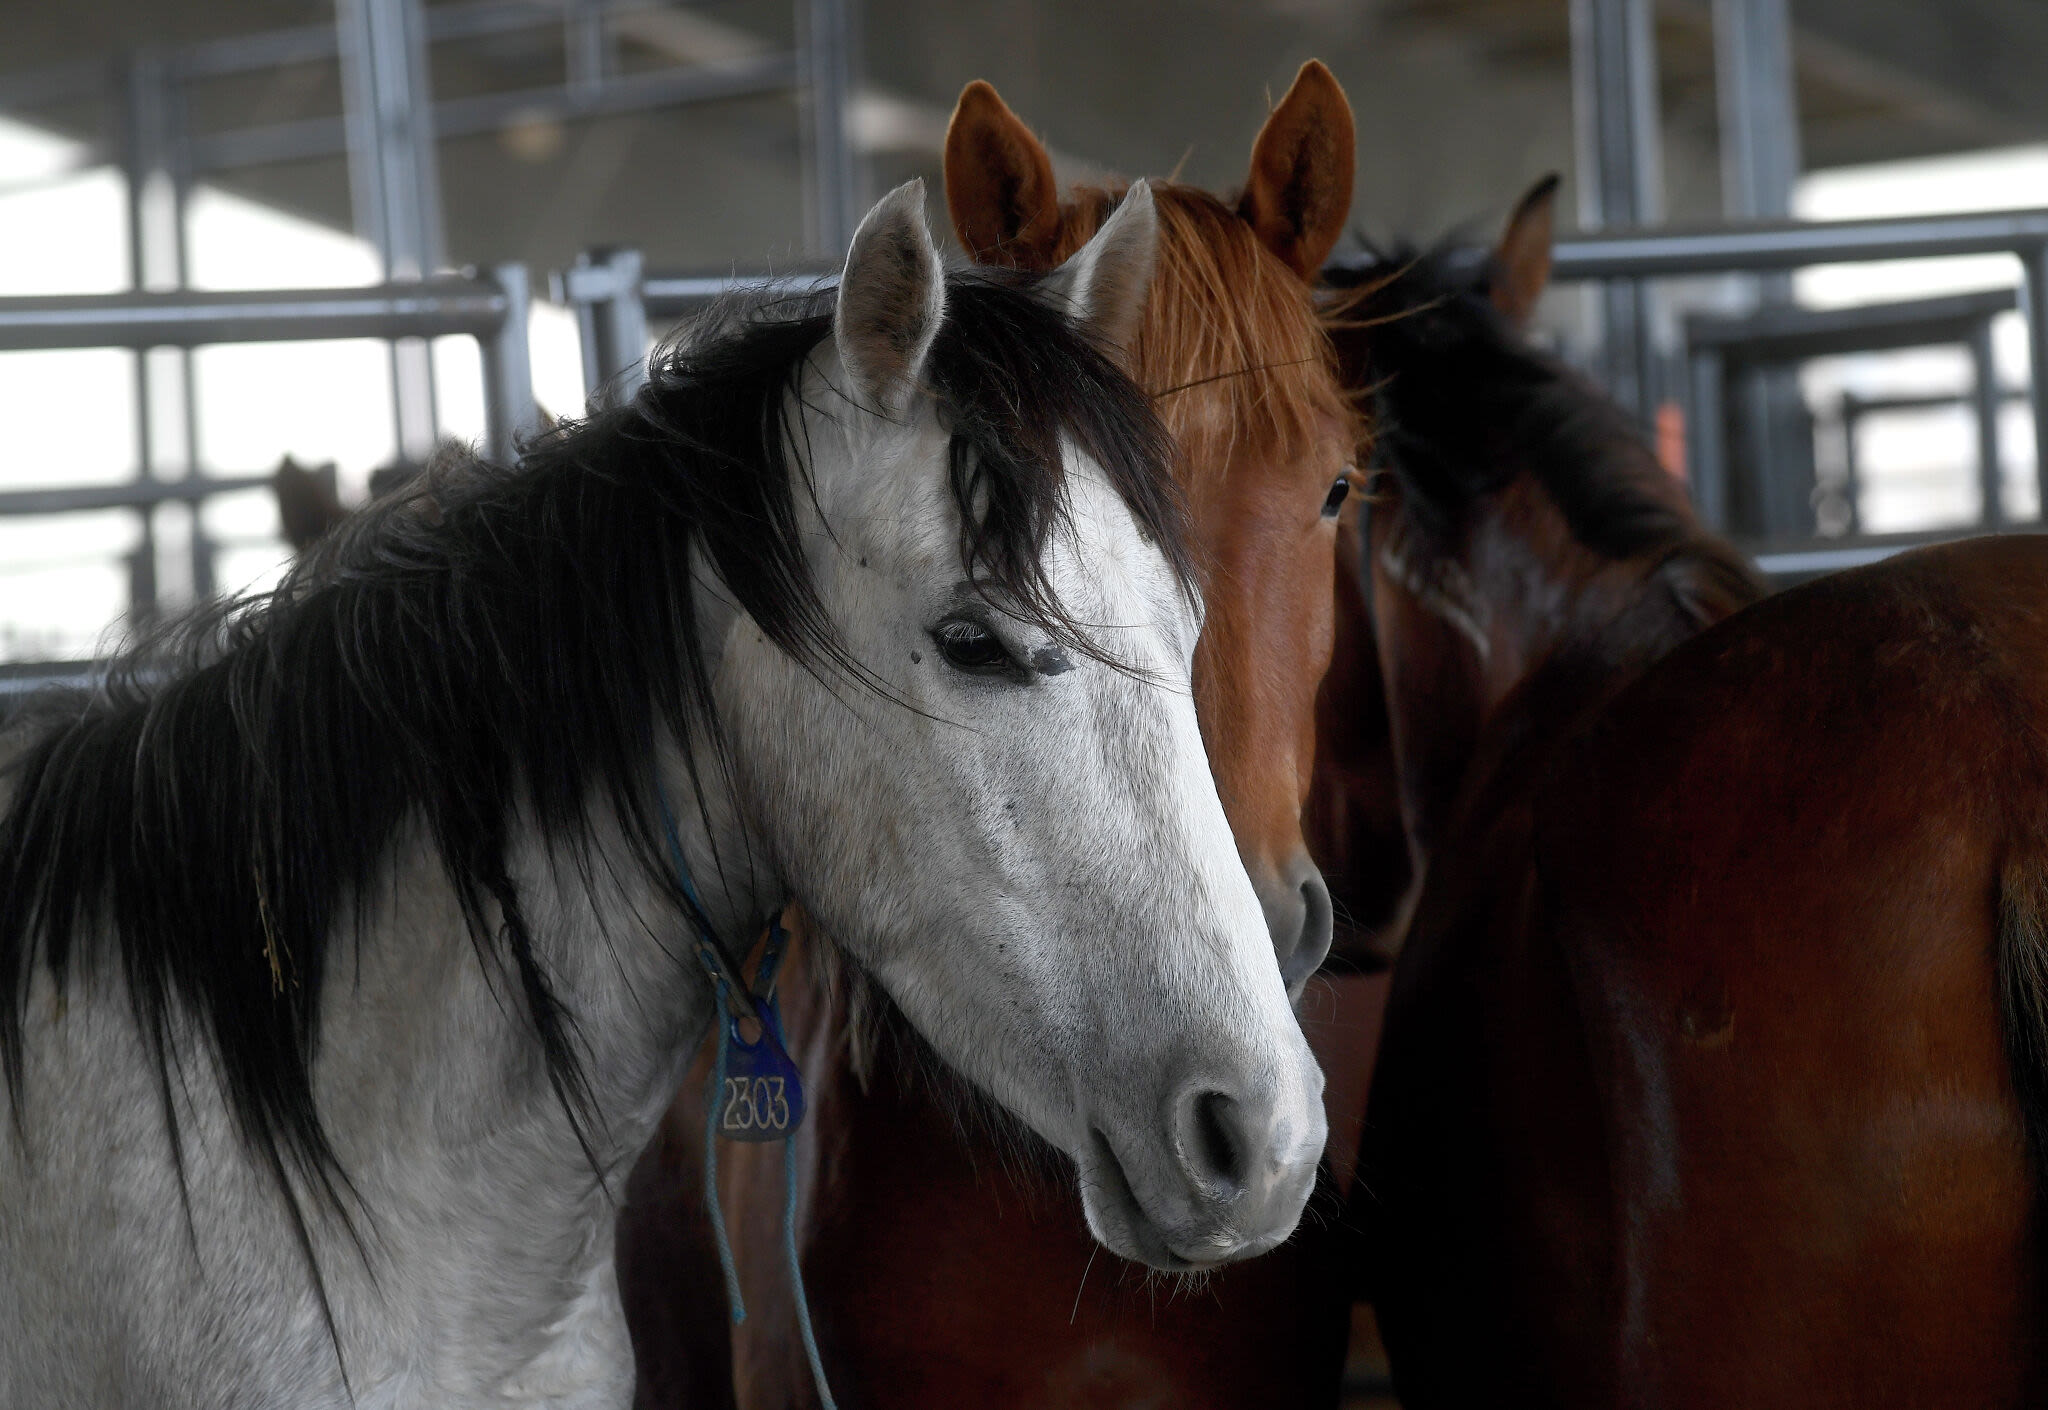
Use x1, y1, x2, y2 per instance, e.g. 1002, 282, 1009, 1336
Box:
699, 990, 747, 1326
782, 1133, 838, 1410
656, 781, 837, 1407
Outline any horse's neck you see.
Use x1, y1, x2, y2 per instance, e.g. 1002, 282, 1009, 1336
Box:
1452, 533, 1739, 850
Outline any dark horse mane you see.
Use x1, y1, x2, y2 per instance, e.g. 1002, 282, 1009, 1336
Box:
1325, 243, 1760, 632
0, 268, 1189, 1239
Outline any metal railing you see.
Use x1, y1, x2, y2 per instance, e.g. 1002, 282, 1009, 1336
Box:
554, 250, 831, 400
561, 208, 2048, 580
1681, 288, 2015, 536
0, 268, 539, 623
0, 267, 539, 461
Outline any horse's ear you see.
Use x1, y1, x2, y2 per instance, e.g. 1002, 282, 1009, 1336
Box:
1041, 179, 1157, 367
944, 80, 1064, 271
1492, 173, 1559, 328
1237, 60, 1356, 280
835, 179, 947, 413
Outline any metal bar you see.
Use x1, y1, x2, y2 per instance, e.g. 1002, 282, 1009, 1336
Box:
162, 0, 668, 82
122, 52, 170, 620
2024, 243, 2048, 522
1684, 288, 2016, 355
166, 23, 340, 83
167, 81, 216, 601
1745, 526, 2048, 578
1536, 208, 2048, 281
0, 475, 275, 517
1839, 392, 1863, 534
1833, 387, 2029, 415
0, 281, 508, 350
1752, 542, 1925, 577
481, 263, 540, 462
1714, 0, 1810, 536
802, 0, 858, 255
571, 248, 651, 399
1969, 316, 2004, 527
1686, 347, 1728, 530
338, 0, 445, 463
0, 661, 119, 710
1316, 207, 2048, 284
1714, 0, 1801, 223
640, 270, 827, 316
187, 56, 801, 173
565, 0, 609, 101
1569, 0, 1662, 425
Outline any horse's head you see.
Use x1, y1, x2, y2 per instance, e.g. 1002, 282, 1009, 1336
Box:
1327, 176, 1756, 869
710, 181, 1322, 1269
941, 62, 1361, 999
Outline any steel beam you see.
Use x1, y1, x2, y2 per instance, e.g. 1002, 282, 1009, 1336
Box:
1569, 0, 1662, 425
0, 281, 509, 350
187, 57, 802, 173
1713, 0, 1812, 535
563, 248, 652, 400
2023, 243, 2048, 522
801, 0, 859, 255
122, 51, 178, 619
1685, 347, 1728, 530
0, 474, 274, 517
1533, 207, 2048, 279
1968, 317, 2005, 526
337, 0, 444, 461
1714, 0, 1802, 223
482, 263, 541, 463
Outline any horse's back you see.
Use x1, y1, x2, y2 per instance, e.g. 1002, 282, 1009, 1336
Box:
1536, 535, 2048, 1407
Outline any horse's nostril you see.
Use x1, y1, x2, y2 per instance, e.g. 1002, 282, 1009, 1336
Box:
1279, 868, 1335, 994
1185, 1090, 1247, 1196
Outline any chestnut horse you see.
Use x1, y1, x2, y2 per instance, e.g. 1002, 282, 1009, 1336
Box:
617, 63, 1382, 1409
1352, 192, 2048, 1406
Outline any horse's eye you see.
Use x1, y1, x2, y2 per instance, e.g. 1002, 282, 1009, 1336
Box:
933, 617, 1015, 674
1321, 476, 1352, 519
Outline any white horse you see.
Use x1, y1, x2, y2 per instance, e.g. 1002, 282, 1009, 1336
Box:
0, 180, 1324, 1408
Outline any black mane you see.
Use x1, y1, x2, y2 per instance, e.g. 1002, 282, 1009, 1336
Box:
0, 267, 1188, 1224
1328, 245, 1703, 562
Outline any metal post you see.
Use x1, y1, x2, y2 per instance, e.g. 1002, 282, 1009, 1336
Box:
581, 248, 651, 400
337, 0, 445, 460
1569, 0, 1662, 427
565, 0, 608, 102
2026, 244, 2048, 523
159, 72, 216, 600
121, 52, 173, 622
482, 263, 541, 464
1968, 316, 2004, 526
1838, 392, 1864, 534
1714, 0, 1802, 224
1714, 0, 1814, 537
1686, 347, 1728, 530
801, 0, 858, 256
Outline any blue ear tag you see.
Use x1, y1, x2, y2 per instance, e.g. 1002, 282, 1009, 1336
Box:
716, 997, 806, 1142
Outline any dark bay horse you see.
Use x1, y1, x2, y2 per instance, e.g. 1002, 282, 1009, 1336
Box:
619, 62, 1384, 1409
1347, 195, 2048, 1409
1518, 534, 2048, 1408
1334, 182, 1859, 1402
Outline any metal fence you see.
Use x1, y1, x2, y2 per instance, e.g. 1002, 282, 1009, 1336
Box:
558, 205, 2048, 580
0, 0, 859, 639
